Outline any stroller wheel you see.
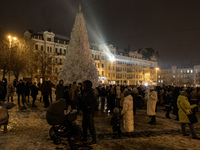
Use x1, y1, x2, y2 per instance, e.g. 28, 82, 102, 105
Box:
49, 127, 56, 140
53, 136, 62, 145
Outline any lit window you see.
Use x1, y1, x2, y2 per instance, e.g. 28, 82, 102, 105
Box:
158, 75, 160, 78
158, 80, 160, 83
161, 80, 163, 83
181, 70, 183, 73
187, 70, 189, 73
191, 70, 193, 73
173, 75, 175, 78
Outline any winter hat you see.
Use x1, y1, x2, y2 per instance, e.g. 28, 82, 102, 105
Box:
131, 88, 138, 94
124, 90, 131, 98
113, 107, 119, 114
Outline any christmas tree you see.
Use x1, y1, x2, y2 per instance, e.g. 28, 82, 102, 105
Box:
59, 4, 98, 86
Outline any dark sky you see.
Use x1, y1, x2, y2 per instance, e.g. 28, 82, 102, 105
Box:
1, 0, 200, 67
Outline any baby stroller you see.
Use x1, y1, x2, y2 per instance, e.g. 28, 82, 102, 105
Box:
46, 99, 83, 145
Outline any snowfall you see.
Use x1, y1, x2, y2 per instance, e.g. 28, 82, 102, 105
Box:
0, 92, 200, 150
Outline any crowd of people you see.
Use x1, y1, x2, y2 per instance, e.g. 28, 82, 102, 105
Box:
0, 78, 200, 142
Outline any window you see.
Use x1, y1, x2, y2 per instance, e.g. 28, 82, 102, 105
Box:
191, 70, 193, 73
161, 80, 163, 83
47, 46, 49, 52
55, 68, 57, 73
47, 38, 51, 42
50, 47, 52, 52
101, 56, 104, 60
187, 70, 189, 73
109, 73, 110, 77
41, 45, 43, 51
158, 75, 160, 78
102, 64, 104, 68
35, 44, 38, 50
98, 63, 100, 68
63, 49, 66, 55
60, 49, 62, 55
55, 58, 57, 63
102, 71, 104, 76
55, 48, 58, 53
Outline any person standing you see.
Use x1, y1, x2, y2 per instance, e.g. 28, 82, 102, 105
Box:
145, 86, 158, 125
7, 83, 14, 102
16, 79, 25, 107
131, 87, 138, 116
56, 80, 64, 101
0, 81, 5, 105
116, 86, 121, 108
81, 80, 96, 144
24, 81, 31, 103
177, 91, 200, 139
101, 87, 107, 111
31, 82, 38, 107
69, 82, 79, 109
42, 81, 51, 108
121, 90, 134, 135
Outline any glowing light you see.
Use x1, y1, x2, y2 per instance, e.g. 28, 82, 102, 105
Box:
155, 67, 159, 71
144, 82, 148, 86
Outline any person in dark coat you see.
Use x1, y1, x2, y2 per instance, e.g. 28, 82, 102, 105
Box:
101, 87, 107, 111
2, 78, 7, 101
31, 82, 38, 107
16, 79, 25, 106
24, 81, 31, 102
81, 80, 96, 144
0, 81, 5, 104
48, 81, 54, 103
63, 85, 70, 107
163, 89, 173, 118
172, 87, 180, 120
42, 81, 51, 108
131, 87, 138, 116
56, 80, 64, 101
108, 85, 116, 113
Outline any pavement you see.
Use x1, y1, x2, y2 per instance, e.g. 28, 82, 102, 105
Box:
0, 93, 200, 150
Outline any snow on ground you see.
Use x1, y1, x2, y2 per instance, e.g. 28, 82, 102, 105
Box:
0, 93, 200, 150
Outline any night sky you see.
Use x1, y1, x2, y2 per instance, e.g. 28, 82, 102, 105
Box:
1, 0, 200, 67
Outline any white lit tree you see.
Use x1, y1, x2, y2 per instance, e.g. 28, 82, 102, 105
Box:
59, 5, 98, 86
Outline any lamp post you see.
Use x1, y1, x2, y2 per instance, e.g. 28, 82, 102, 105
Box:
155, 67, 159, 86
8, 35, 17, 82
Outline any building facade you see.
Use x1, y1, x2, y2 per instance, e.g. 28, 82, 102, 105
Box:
157, 65, 200, 87
24, 30, 158, 85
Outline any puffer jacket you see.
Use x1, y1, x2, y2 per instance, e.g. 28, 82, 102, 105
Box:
121, 95, 134, 132
177, 95, 197, 123
147, 90, 158, 116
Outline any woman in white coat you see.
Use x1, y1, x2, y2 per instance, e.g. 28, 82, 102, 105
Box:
145, 86, 158, 125
121, 91, 134, 134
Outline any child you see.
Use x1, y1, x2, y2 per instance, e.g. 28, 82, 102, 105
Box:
110, 107, 122, 138
0, 105, 9, 132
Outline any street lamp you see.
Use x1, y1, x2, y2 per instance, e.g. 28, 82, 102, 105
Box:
155, 67, 159, 85
8, 35, 17, 82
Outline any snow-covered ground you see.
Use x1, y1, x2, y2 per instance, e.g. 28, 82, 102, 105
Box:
0, 93, 200, 150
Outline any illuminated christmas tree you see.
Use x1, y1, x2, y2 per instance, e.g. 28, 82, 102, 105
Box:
59, 4, 98, 86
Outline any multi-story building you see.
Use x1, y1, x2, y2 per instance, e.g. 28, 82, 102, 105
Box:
157, 65, 200, 87
24, 30, 158, 85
